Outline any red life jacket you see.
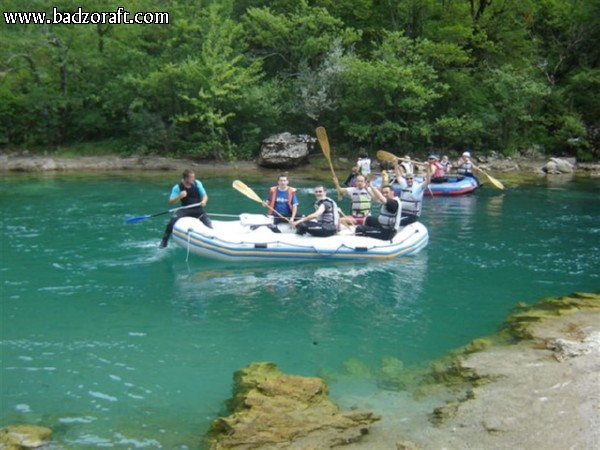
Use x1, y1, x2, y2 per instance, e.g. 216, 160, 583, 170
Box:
267, 186, 296, 216
431, 161, 445, 178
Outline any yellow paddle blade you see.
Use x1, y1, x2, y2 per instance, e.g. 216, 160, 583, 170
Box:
473, 166, 505, 190
316, 126, 339, 182
486, 174, 505, 190
377, 150, 397, 161
232, 180, 263, 203
315, 127, 331, 161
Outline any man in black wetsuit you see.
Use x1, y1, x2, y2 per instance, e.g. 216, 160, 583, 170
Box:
159, 169, 212, 248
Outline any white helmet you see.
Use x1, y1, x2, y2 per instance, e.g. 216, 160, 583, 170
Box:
462, 151, 471, 157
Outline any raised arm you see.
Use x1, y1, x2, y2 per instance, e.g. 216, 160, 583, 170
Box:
332, 176, 348, 196
367, 183, 386, 204
421, 164, 431, 189
393, 158, 404, 182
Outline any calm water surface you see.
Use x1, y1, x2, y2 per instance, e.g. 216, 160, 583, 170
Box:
1, 173, 599, 448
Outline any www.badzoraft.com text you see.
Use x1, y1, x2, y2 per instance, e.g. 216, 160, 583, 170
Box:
3, 7, 169, 25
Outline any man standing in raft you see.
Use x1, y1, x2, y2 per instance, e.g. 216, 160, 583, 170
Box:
159, 169, 212, 248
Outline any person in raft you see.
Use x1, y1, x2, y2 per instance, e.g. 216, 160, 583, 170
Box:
159, 169, 212, 248
262, 173, 299, 231
356, 151, 372, 176
427, 154, 446, 183
456, 151, 475, 177
355, 183, 402, 241
440, 155, 452, 174
393, 158, 431, 226
333, 174, 373, 227
293, 185, 339, 237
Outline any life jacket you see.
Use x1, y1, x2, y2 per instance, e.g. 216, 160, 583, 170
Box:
268, 186, 296, 216
457, 160, 473, 176
378, 198, 402, 231
349, 188, 371, 216
314, 197, 339, 227
178, 181, 203, 206
431, 161, 445, 178
399, 186, 421, 217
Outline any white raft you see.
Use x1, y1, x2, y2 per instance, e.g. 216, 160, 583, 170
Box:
172, 214, 428, 262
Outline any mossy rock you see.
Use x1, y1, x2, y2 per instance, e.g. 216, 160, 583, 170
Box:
225, 361, 282, 412
0, 424, 52, 449
501, 292, 600, 341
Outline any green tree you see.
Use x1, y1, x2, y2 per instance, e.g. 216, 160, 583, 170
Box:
335, 32, 447, 151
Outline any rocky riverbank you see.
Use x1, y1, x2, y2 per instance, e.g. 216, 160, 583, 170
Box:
341, 292, 600, 449
1, 152, 599, 178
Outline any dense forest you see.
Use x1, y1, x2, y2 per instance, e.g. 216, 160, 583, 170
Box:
1, 0, 599, 160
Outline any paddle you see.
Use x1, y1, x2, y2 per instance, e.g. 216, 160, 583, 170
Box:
232, 180, 291, 223
125, 202, 203, 224
316, 126, 343, 201
376, 150, 427, 167
472, 165, 505, 190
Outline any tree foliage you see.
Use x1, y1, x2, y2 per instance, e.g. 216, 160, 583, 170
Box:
0, 0, 598, 158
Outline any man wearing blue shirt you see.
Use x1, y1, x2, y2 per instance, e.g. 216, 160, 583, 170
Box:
159, 169, 212, 248
263, 174, 299, 229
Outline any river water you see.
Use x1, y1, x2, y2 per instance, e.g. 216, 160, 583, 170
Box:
1, 172, 599, 448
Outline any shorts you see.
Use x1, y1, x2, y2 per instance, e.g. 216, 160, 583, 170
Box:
352, 215, 367, 226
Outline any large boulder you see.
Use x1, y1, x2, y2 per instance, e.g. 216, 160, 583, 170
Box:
551, 157, 575, 173
257, 133, 316, 168
206, 362, 380, 449
542, 158, 576, 174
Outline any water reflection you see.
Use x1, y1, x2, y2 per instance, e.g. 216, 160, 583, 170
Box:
171, 256, 429, 369
424, 195, 479, 241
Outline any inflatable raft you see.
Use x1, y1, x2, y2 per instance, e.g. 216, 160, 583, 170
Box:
374, 173, 481, 196
172, 214, 428, 262
420, 175, 481, 196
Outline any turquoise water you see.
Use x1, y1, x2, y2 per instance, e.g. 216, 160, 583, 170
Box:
1, 173, 599, 448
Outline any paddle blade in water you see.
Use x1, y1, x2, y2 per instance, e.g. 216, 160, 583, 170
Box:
125, 215, 150, 224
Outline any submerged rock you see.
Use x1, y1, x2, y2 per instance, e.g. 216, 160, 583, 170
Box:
206, 362, 380, 449
0, 424, 52, 449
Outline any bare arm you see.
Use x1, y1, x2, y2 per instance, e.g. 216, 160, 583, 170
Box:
422, 164, 431, 189
169, 189, 185, 205
293, 204, 325, 225
393, 158, 403, 181
333, 177, 347, 196
367, 184, 386, 203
